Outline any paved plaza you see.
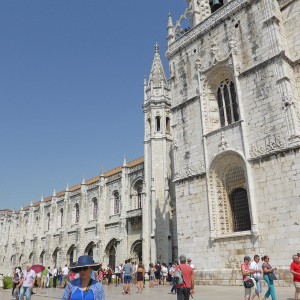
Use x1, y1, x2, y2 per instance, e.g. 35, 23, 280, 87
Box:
0, 284, 294, 300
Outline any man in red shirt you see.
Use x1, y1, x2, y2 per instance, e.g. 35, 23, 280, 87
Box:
175, 254, 194, 300
290, 254, 300, 300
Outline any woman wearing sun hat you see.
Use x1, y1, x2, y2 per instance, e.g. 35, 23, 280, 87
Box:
61, 255, 105, 300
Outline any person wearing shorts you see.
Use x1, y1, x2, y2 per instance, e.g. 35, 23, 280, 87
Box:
62, 264, 69, 287
122, 260, 132, 295
148, 263, 156, 288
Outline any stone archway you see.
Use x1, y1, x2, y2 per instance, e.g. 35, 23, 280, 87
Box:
130, 240, 142, 263
84, 242, 96, 258
67, 245, 76, 266
29, 252, 34, 265
40, 250, 45, 265
105, 239, 118, 270
52, 248, 59, 267
11, 254, 16, 266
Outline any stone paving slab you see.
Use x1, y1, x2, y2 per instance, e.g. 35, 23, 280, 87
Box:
0, 284, 294, 300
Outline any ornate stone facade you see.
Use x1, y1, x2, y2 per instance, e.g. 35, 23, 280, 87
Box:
1, 0, 300, 286
0, 158, 146, 274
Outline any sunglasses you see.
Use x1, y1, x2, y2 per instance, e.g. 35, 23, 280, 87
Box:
75, 266, 89, 272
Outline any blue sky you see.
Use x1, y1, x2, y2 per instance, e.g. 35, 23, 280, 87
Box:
0, 1, 186, 210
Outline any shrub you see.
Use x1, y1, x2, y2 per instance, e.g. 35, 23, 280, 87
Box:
3, 276, 13, 289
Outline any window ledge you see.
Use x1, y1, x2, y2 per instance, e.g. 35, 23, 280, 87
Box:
213, 230, 252, 241
205, 120, 243, 138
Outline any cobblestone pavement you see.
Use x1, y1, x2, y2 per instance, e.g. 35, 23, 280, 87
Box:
0, 284, 294, 300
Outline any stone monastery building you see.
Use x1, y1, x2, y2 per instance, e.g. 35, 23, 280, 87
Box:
1, 0, 300, 284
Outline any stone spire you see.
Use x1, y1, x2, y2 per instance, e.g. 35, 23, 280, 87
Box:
167, 13, 175, 45
66, 182, 69, 192
147, 43, 167, 88
53, 189, 57, 197
41, 194, 44, 202
123, 155, 127, 167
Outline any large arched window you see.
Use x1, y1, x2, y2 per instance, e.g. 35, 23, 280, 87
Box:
114, 192, 120, 214
75, 204, 79, 223
92, 198, 98, 220
209, 152, 251, 236
217, 80, 239, 127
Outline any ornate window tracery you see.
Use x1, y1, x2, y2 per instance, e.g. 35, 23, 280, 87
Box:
92, 198, 98, 220
204, 69, 240, 132
113, 191, 120, 215
131, 180, 143, 209
75, 204, 79, 223
217, 80, 239, 127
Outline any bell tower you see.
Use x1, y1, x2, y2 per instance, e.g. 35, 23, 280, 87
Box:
186, 0, 211, 27
142, 44, 173, 266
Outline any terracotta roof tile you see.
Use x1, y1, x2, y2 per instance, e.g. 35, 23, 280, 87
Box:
10, 156, 144, 213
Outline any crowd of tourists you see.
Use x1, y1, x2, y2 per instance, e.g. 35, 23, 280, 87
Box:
10, 252, 300, 300
241, 253, 300, 300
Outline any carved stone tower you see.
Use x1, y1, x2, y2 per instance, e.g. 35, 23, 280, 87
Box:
143, 44, 173, 266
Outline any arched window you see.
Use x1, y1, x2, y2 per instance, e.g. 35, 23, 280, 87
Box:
75, 204, 79, 223
166, 117, 170, 134
134, 181, 143, 209
47, 213, 50, 231
155, 116, 161, 132
148, 118, 151, 135
209, 152, 251, 236
230, 188, 251, 232
92, 198, 98, 220
217, 80, 239, 127
114, 192, 120, 215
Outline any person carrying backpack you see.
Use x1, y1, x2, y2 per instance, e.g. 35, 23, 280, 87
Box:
175, 254, 194, 300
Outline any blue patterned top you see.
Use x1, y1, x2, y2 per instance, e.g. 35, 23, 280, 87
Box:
61, 278, 105, 300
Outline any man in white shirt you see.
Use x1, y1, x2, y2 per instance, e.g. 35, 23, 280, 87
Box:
18, 264, 36, 300
250, 255, 263, 300
62, 264, 69, 287
52, 267, 58, 288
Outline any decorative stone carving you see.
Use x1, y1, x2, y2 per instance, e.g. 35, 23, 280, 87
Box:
218, 132, 229, 152
173, 161, 205, 182
250, 136, 286, 157
167, 0, 250, 58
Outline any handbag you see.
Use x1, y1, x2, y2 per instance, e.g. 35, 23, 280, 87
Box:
267, 272, 277, 280
243, 279, 254, 288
